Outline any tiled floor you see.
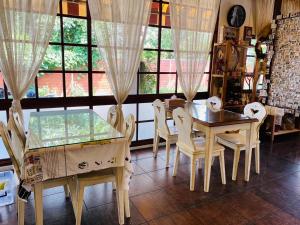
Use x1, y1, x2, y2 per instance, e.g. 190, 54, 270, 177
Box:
2, 134, 300, 225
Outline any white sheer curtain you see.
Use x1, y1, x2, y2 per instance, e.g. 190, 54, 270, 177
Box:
169, 0, 220, 102
88, 0, 151, 131
0, 0, 59, 122
281, 0, 300, 15
253, 0, 275, 39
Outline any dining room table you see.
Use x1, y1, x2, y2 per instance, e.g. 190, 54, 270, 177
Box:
165, 102, 258, 192
23, 109, 129, 225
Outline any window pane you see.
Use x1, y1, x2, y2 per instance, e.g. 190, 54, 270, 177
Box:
23, 109, 36, 131
40, 45, 62, 71
38, 73, 63, 97
243, 76, 253, 90
138, 103, 154, 121
92, 73, 112, 96
144, 27, 158, 49
199, 74, 209, 92
0, 110, 8, 159
177, 74, 209, 93
0, 139, 9, 160
247, 47, 256, 56
205, 56, 211, 73
162, 3, 171, 27
92, 48, 105, 71
64, 46, 88, 71
50, 17, 61, 43
160, 52, 176, 72
138, 122, 154, 140
123, 104, 137, 119
24, 84, 36, 99
139, 74, 157, 94
159, 74, 176, 93
93, 105, 113, 120
65, 73, 88, 97
161, 28, 172, 50
62, 0, 87, 17
149, 2, 160, 25
63, 17, 87, 44
246, 57, 255, 73
0, 73, 4, 99
140, 51, 158, 72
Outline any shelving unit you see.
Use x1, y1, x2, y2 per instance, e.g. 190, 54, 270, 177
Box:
210, 40, 248, 112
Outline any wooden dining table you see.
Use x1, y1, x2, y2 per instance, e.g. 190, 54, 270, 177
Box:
24, 109, 128, 225
165, 102, 258, 192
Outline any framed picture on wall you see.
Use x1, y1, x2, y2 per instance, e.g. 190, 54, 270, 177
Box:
221, 26, 239, 42
243, 26, 252, 42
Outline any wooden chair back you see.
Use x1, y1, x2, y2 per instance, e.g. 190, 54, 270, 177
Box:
153, 99, 170, 136
244, 102, 267, 141
173, 107, 195, 151
122, 114, 136, 145
107, 105, 120, 128
0, 121, 21, 178
207, 96, 222, 111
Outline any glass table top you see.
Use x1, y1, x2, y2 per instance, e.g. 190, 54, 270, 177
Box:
27, 109, 124, 150
168, 103, 257, 127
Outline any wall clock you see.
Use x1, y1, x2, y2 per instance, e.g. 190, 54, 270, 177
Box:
227, 5, 246, 28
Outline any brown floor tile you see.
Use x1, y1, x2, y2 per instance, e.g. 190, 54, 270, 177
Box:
135, 157, 168, 173
188, 198, 249, 225
148, 210, 203, 225
225, 192, 279, 221
253, 210, 300, 225
131, 189, 182, 221
128, 174, 161, 197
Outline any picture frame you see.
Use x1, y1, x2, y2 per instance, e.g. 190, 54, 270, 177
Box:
243, 26, 252, 42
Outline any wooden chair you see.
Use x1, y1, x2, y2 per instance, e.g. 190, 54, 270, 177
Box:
72, 114, 135, 225
172, 107, 226, 191
107, 105, 121, 128
216, 102, 267, 180
207, 96, 222, 111
0, 122, 73, 225
153, 99, 177, 168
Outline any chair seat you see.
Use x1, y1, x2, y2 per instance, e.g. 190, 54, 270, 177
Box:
193, 137, 225, 152
77, 168, 115, 183
216, 133, 258, 148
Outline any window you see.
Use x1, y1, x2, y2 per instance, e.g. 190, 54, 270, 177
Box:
243, 39, 266, 90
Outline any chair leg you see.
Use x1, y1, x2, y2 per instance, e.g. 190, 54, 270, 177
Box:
232, 149, 241, 181
153, 132, 160, 158
124, 191, 130, 218
17, 198, 25, 225
255, 144, 260, 174
190, 157, 196, 191
34, 183, 43, 225
219, 152, 226, 185
63, 184, 70, 199
115, 167, 125, 225
75, 183, 85, 225
165, 139, 170, 168
172, 146, 180, 176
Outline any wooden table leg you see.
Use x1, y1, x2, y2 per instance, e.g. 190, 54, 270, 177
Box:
204, 129, 213, 192
244, 123, 254, 181
34, 182, 43, 225
115, 167, 125, 225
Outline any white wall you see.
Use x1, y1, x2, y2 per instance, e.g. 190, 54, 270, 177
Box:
218, 0, 254, 42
